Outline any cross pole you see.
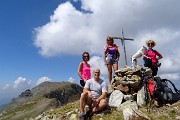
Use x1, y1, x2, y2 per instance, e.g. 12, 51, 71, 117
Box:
112, 29, 134, 65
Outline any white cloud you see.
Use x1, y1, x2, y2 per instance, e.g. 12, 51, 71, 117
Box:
88, 56, 107, 75
0, 76, 54, 105
34, 1, 180, 83
36, 77, 51, 85
0, 77, 32, 105
0, 77, 32, 91
160, 73, 180, 81
13, 77, 31, 89
2, 84, 10, 90
67, 77, 75, 83
34, 2, 99, 57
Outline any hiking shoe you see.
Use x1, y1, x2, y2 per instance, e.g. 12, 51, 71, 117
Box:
85, 109, 92, 117
83, 109, 92, 120
79, 112, 86, 120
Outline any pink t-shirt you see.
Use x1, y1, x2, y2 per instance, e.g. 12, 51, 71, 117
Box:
104, 44, 118, 52
143, 49, 162, 66
80, 62, 91, 80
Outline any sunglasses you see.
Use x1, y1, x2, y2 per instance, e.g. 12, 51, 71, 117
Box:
148, 43, 154, 45
95, 72, 100, 74
83, 55, 89, 58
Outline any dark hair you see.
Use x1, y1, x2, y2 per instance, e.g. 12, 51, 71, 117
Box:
82, 52, 90, 61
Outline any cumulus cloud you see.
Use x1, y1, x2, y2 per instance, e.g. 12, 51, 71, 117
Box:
13, 77, 31, 89
67, 77, 75, 83
36, 77, 51, 85
160, 73, 180, 81
2, 84, 10, 90
0, 76, 53, 105
0, 77, 32, 105
88, 56, 107, 75
34, 2, 98, 56
0, 77, 32, 91
34, 1, 180, 83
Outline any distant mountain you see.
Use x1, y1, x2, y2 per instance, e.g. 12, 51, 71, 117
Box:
0, 81, 83, 120
0, 104, 7, 110
0, 98, 12, 109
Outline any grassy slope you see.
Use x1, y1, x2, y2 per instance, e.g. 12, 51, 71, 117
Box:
0, 95, 57, 120
40, 100, 180, 120
1, 97, 180, 120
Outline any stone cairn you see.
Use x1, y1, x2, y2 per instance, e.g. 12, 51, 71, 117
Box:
108, 65, 153, 120
110, 65, 152, 94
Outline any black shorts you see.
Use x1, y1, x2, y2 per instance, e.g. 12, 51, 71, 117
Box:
80, 80, 85, 87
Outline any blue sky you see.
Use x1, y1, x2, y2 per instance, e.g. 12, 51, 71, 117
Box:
0, 0, 82, 104
1, 0, 180, 105
0, 0, 79, 83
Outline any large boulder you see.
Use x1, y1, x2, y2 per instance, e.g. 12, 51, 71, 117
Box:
108, 90, 124, 107
117, 100, 150, 120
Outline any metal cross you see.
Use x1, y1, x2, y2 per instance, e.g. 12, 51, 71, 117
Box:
112, 29, 134, 65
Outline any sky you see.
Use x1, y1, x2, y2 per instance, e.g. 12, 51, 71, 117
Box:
0, 0, 180, 105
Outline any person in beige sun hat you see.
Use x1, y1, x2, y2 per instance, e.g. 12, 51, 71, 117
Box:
146, 39, 156, 47
143, 39, 163, 76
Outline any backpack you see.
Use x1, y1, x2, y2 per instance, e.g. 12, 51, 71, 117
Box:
153, 77, 180, 104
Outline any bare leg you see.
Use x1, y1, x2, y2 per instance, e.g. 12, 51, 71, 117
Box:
92, 99, 107, 113
80, 93, 88, 112
113, 63, 118, 73
107, 64, 112, 83
80, 92, 93, 112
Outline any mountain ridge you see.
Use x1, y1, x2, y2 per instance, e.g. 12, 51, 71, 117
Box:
0, 81, 83, 120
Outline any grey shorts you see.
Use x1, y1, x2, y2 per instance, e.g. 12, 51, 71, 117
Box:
86, 98, 107, 107
106, 56, 118, 64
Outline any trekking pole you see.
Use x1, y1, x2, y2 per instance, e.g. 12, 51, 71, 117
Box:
141, 70, 149, 112
144, 78, 148, 110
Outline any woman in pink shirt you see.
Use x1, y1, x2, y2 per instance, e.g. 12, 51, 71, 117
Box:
143, 40, 163, 76
78, 52, 91, 87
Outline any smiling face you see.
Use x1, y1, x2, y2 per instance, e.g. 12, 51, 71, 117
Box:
147, 42, 154, 48
146, 40, 156, 49
82, 52, 90, 61
93, 68, 100, 80
83, 53, 89, 61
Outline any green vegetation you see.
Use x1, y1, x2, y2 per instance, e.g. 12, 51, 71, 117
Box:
169, 110, 176, 118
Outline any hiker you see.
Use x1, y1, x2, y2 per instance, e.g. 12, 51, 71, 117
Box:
79, 68, 107, 119
104, 36, 120, 83
78, 52, 91, 87
143, 40, 163, 76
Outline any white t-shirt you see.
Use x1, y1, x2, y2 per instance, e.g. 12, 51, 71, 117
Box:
84, 78, 107, 99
